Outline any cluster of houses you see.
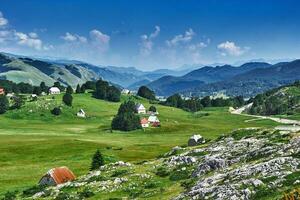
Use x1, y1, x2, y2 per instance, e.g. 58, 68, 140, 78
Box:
135, 103, 160, 128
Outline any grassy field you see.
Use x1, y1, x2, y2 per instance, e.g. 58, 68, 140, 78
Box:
0, 92, 278, 196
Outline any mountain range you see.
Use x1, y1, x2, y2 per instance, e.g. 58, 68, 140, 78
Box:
147, 60, 300, 97
1, 52, 300, 98
0, 52, 190, 88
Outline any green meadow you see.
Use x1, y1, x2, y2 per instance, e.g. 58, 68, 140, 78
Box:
0, 93, 278, 195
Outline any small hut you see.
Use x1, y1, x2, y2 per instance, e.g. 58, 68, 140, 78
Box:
188, 134, 205, 146
39, 166, 76, 186
77, 109, 86, 118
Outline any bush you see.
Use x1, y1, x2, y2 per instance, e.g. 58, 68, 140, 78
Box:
78, 188, 94, 198
63, 93, 73, 106
155, 167, 170, 177
54, 192, 70, 200
111, 169, 128, 177
0, 95, 9, 114
169, 170, 190, 181
51, 107, 61, 116
22, 185, 45, 197
2, 191, 17, 200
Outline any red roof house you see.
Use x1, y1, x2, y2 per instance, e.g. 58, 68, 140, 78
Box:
140, 118, 149, 128
39, 166, 76, 186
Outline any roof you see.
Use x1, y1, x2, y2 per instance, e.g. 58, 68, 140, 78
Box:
46, 166, 76, 184
148, 115, 159, 122
136, 103, 145, 110
189, 134, 203, 141
78, 109, 85, 114
49, 87, 60, 92
140, 118, 148, 124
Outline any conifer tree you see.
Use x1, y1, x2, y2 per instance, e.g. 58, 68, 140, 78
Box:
90, 150, 104, 171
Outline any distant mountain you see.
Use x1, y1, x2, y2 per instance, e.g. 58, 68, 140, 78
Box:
0, 53, 100, 87
0, 52, 182, 88
148, 62, 271, 96
184, 60, 300, 97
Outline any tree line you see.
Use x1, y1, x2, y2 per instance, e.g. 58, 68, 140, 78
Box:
163, 93, 245, 112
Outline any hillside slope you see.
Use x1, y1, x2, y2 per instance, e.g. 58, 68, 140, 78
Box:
8, 127, 300, 199
247, 81, 300, 116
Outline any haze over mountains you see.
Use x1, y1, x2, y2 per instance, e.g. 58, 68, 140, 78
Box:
0, 52, 300, 98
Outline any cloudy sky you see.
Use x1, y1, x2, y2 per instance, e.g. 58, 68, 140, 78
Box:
0, 0, 300, 70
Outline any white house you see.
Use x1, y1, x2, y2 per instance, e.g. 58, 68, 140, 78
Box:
121, 89, 130, 94
148, 115, 160, 123
49, 87, 60, 95
136, 103, 146, 114
77, 109, 86, 118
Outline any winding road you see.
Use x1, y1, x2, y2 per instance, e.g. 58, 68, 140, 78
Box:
230, 103, 300, 126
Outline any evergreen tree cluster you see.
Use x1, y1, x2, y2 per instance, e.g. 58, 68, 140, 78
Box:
63, 86, 73, 106
248, 81, 300, 115
93, 80, 121, 102
164, 94, 245, 112
111, 100, 141, 131
137, 86, 156, 100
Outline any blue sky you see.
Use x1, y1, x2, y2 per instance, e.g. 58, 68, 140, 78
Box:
0, 0, 300, 70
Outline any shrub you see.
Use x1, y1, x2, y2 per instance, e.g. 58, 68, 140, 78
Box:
2, 191, 17, 200
78, 188, 94, 198
62, 93, 73, 106
54, 192, 70, 200
169, 170, 190, 181
0, 95, 9, 114
51, 107, 61, 116
155, 167, 170, 177
111, 169, 128, 177
22, 185, 45, 197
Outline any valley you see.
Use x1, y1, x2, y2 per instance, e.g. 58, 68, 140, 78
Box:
0, 92, 278, 198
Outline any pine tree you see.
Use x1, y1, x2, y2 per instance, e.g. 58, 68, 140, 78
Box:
80, 84, 86, 93
90, 150, 104, 171
76, 84, 81, 93
66, 86, 73, 94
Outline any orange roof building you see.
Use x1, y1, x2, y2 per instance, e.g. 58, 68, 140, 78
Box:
39, 166, 76, 186
140, 118, 149, 128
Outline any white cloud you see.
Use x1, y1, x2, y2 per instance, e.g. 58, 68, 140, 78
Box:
140, 26, 160, 56
14, 31, 43, 50
217, 41, 248, 56
29, 32, 38, 38
166, 28, 195, 46
89, 29, 110, 44
0, 12, 8, 27
61, 32, 87, 43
